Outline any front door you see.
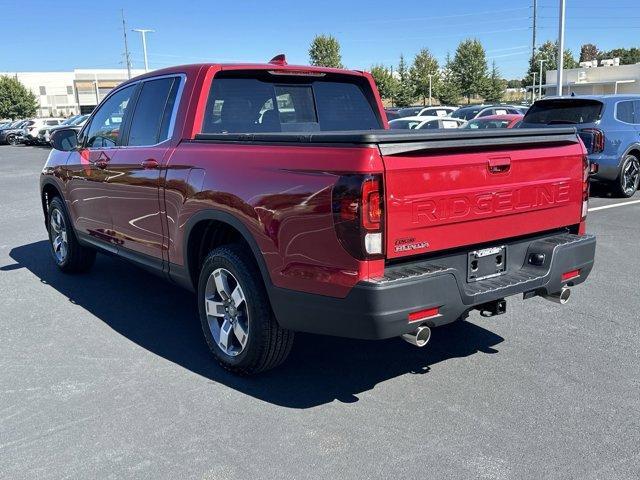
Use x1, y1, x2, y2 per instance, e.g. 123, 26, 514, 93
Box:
104, 76, 181, 261
65, 84, 137, 246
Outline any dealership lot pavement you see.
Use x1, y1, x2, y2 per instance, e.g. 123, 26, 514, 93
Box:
1, 146, 639, 479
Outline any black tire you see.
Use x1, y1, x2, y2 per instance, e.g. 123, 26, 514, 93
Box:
197, 244, 294, 375
614, 154, 640, 198
7, 134, 18, 146
47, 196, 96, 273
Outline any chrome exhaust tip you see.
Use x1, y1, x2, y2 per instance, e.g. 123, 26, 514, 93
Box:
401, 326, 431, 347
542, 286, 571, 305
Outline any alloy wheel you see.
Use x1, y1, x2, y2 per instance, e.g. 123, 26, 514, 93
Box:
204, 268, 249, 357
622, 157, 640, 196
50, 208, 68, 263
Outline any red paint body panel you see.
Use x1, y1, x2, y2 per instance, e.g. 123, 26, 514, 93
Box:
40, 62, 587, 303
164, 142, 384, 297
383, 144, 585, 258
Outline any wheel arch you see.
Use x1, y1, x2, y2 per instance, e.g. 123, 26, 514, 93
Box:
40, 179, 64, 227
624, 143, 640, 161
181, 209, 273, 293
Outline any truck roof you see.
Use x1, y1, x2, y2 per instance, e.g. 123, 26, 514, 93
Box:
128, 62, 368, 83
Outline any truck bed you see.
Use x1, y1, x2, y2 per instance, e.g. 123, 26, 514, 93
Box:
194, 127, 580, 154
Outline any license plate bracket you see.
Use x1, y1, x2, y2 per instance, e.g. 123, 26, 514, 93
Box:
467, 246, 507, 282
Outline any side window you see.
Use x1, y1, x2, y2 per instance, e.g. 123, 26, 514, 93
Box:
127, 77, 180, 146
635, 101, 640, 124
617, 101, 635, 124
84, 85, 135, 149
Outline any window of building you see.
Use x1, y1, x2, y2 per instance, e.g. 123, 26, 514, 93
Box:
67, 86, 74, 95
39, 86, 46, 96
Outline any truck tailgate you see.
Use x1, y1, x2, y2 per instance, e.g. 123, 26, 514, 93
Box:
380, 129, 585, 259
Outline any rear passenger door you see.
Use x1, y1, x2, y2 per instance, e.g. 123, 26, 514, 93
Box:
105, 75, 182, 261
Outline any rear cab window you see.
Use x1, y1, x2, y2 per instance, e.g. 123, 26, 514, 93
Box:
201, 70, 382, 133
522, 99, 603, 125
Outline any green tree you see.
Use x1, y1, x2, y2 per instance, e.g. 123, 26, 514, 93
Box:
309, 35, 343, 68
0, 75, 37, 120
394, 55, 415, 107
580, 43, 599, 62
450, 39, 489, 104
409, 48, 440, 106
506, 79, 523, 89
482, 62, 506, 103
523, 41, 578, 87
369, 65, 398, 103
598, 47, 640, 65
437, 53, 461, 105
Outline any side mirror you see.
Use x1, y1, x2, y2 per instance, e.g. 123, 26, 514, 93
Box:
50, 128, 79, 151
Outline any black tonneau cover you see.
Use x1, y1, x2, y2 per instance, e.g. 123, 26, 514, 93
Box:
194, 127, 580, 156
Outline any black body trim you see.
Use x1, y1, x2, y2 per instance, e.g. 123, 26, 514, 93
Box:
194, 127, 580, 155
269, 233, 596, 340
178, 209, 273, 292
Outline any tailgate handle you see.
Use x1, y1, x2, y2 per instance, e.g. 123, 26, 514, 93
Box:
488, 157, 511, 174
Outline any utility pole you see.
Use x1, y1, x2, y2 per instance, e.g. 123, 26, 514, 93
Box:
532, 72, 537, 103
538, 59, 546, 100
428, 74, 433, 106
556, 0, 566, 96
121, 10, 132, 79
531, 0, 537, 71
133, 29, 154, 72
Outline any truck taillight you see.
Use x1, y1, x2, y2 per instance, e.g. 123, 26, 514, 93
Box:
332, 174, 385, 259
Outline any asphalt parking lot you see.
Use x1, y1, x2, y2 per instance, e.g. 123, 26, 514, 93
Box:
1, 145, 639, 480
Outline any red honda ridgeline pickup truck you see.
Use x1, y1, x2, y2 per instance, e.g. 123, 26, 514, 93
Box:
42, 57, 596, 374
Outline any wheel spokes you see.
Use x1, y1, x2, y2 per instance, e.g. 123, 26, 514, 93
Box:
213, 269, 232, 301
230, 284, 245, 308
51, 210, 61, 233
219, 318, 233, 352
233, 320, 248, 348
205, 297, 226, 317
52, 236, 62, 253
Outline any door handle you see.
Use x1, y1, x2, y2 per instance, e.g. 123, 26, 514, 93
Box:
488, 157, 511, 174
141, 159, 159, 169
92, 151, 111, 169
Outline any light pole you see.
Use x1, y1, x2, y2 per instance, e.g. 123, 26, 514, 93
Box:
428, 74, 433, 106
538, 59, 546, 100
556, 0, 566, 96
133, 28, 154, 72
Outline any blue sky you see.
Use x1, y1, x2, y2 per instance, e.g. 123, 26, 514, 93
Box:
1, 0, 638, 79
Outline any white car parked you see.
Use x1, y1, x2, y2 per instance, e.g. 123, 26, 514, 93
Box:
19, 118, 65, 145
388, 116, 466, 130
416, 106, 458, 117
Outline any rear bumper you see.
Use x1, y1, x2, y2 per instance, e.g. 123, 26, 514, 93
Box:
589, 153, 620, 182
270, 233, 596, 340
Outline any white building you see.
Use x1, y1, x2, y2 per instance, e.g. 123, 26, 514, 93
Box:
541, 62, 640, 97
0, 69, 145, 117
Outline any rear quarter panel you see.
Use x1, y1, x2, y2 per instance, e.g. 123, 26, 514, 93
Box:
163, 142, 385, 297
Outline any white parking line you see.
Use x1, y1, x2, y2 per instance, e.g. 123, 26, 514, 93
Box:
589, 199, 640, 212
